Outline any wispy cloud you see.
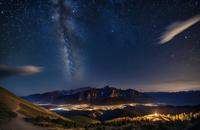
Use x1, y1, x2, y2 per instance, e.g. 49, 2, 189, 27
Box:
0, 65, 44, 78
160, 15, 200, 44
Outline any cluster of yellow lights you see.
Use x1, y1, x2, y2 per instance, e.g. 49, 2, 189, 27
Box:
49, 103, 158, 111
154, 112, 159, 117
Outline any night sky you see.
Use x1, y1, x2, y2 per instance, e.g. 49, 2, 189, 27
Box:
0, 0, 200, 95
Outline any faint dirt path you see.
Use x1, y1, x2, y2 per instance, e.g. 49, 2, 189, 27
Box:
0, 108, 47, 130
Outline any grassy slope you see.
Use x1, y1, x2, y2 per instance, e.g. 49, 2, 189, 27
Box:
0, 86, 73, 126
69, 116, 101, 126
0, 102, 17, 124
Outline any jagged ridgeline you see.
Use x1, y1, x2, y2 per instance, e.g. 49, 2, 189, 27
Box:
23, 86, 154, 105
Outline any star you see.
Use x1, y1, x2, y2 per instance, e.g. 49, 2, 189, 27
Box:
153, 24, 157, 28
170, 54, 175, 59
184, 36, 188, 39
1, 10, 4, 14
195, 1, 198, 6
72, 9, 76, 14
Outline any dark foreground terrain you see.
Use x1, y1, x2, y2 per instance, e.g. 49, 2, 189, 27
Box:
1, 86, 200, 130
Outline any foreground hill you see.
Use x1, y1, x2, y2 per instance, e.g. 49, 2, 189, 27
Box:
0, 86, 74, 130
23, 86, 153, 105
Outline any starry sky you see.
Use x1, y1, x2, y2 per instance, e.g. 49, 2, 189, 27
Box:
0, 0, 200, 95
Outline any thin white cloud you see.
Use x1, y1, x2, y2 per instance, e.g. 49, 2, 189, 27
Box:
160, 15, 200, 44
0, 65, 44, 78
17, 65, 44, 75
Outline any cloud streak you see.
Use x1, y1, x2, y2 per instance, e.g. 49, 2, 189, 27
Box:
0, 65, 44, 78
160, 15, 200, 44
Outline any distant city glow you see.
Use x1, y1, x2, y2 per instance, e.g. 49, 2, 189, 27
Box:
47, 103, 158, 111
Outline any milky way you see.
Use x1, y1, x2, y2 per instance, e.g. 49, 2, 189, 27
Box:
52, 0, 81, 80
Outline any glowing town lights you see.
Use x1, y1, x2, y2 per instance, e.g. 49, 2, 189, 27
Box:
154, 112, 159, 117
44, 103, 158, 112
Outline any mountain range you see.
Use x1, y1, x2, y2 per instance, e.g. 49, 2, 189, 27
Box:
23, 86, 153, 105
23, 86, 200, 106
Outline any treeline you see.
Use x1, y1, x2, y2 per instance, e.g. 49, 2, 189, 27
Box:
86, 112, 200, 130
105, 112, 200, 125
